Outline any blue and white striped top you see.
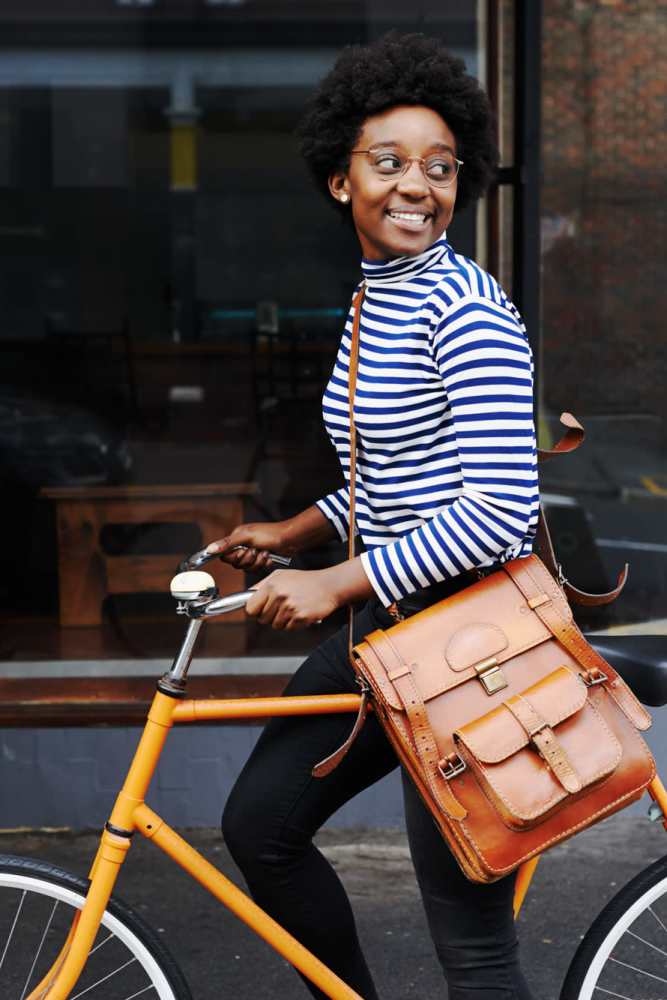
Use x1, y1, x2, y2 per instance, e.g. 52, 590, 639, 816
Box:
316, 235, 539, 607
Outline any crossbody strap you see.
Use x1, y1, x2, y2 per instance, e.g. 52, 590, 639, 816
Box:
311, 283, 367, 779
346, 282, 366, 665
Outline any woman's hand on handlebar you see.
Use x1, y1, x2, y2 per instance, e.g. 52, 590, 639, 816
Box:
244, 559, 377, 630
245, 569, 339, 630
206, 522, 290, 571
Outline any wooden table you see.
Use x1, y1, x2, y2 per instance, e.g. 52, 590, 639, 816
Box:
41, 483, 257, 628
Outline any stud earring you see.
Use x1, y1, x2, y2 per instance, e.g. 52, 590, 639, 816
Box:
340, 192, 350, 204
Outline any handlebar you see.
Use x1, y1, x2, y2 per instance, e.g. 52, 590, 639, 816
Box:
178, 545, 291, 573
199, 590, 257, 616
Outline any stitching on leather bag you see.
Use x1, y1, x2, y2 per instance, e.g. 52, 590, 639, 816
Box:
460, 711, 656, 875
458, 681, 586, 763
525, 564, 572, 626
585, 697, 623, 770
606, 682, 652, 730
526, 558, 573, 619
375, 630, 466, 820
470, 701, 622, 821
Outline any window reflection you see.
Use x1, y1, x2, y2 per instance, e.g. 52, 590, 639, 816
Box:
0, 2, 488, 664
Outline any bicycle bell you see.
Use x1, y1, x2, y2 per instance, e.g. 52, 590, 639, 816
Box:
170, 570, 218, 613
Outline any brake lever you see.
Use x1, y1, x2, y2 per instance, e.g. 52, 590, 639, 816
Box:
178, 546, 292, 573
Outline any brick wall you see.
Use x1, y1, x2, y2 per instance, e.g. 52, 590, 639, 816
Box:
541, 0, 667, 423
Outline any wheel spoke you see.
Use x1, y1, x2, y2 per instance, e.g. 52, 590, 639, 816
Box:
648, 905, 667, 936
0, 890, 26, 974
0, 864, 182, 998
625, 928, 667, 959
88, 931, 114, 957
609, 955, 667, 984
69, 956, 138, 999
20, 899, 59, 1000
593, 988, 640, 999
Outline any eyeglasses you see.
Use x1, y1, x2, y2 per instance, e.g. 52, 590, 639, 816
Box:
350, 147, 463, 188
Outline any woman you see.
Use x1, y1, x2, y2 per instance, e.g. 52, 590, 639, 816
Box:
210, 33, 538, 1000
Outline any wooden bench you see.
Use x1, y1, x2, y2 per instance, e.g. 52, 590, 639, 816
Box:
41, 483, 257, 628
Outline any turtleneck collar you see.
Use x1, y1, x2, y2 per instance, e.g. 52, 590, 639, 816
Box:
361, 234, 450, 286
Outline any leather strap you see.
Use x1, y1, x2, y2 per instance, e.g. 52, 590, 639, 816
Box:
505, 694, 582, 793
537, 411, 584, 462
534, 413, 627, 606
311, 687, 370, 778
370, 630, 467, 820
533, 506, 628, 606
312, 284, 367, 779
503, 558, 652, 731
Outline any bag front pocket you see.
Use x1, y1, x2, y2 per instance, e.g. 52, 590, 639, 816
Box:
454, 666, 622, 831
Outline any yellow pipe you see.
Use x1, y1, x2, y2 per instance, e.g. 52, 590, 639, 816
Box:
513, 857, 540, 918
648, 776, 667, 830
26, 831, 131, 1000
108, 690, 177, 831
27, 914, 81, 999
173, 693, 363, 723
134, 804, 363, 1000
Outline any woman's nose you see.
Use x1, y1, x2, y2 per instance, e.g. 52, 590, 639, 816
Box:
395, 160, 430, 197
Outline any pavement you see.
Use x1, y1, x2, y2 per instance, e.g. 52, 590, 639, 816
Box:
1, 811, 666, 999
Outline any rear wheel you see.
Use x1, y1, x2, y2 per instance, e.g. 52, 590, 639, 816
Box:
0, 854, 192, 999
561, 854, 667, 1000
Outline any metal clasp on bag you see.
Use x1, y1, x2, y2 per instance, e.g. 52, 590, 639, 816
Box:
581, 668, 609, 688
438, 753, 466, 780
474, 656, 508, 695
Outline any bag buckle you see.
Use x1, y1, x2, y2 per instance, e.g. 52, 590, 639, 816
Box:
438, 753, 466, 780
581, 668, 609, 688
355, 674, 371, 694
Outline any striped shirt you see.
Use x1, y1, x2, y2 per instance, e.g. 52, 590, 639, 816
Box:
316, 235, 539, 607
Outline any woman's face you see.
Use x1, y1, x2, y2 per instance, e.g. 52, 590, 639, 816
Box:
329, 105, 458, 261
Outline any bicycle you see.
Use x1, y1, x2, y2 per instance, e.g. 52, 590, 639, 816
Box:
1, 546, 667, 1000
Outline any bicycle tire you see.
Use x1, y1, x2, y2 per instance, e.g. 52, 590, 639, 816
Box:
561, 853, 667, 1000
0, 853, 193, 999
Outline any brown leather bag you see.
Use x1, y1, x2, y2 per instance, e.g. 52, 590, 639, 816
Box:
313, 284, 655, 884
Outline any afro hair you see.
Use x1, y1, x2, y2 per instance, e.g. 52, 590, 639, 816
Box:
297, 32, 498, 216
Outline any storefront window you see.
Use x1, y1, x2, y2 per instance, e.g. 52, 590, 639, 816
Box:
0, 2, 512, 700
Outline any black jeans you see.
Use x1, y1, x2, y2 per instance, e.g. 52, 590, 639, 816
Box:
222, 599, 533, 1000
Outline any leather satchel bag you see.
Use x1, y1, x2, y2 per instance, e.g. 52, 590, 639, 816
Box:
313, 284, 655, 884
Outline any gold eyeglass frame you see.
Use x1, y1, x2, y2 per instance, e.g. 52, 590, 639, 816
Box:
350, 148, 463, 188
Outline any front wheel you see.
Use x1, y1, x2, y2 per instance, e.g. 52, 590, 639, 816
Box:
0, 854, 192, 999
561, 853, 667, 1000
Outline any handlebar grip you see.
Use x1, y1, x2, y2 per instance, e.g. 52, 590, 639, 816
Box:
178, 546, 292, 573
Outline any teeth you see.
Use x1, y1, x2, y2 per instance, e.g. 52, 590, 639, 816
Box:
389, 211, 428, 222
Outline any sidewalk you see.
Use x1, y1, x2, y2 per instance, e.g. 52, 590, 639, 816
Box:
1, 811, 665, 999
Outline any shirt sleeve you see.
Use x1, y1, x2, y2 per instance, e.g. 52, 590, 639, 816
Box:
315, 487, 350, 542
360, 293, 539, 606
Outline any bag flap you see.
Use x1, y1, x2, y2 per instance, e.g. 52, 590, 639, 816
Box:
455, 666, 586, 763
454, 666, 623, 826
356, 567, 557, 706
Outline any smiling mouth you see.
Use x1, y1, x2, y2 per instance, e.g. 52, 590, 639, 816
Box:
386, 209, 433, 229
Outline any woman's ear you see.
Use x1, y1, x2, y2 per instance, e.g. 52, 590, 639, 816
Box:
328, 171, 351, 205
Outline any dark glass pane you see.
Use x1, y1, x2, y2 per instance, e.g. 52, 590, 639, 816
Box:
540, 3, 667, 630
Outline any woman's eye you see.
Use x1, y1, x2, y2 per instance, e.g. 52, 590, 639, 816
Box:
427, 159, 453, 177
374, 154, 403, 172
